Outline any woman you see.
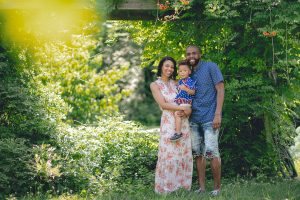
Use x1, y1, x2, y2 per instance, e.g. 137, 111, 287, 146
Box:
150, 56, 193, 194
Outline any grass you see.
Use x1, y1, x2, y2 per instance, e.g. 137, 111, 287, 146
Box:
10, 158, 300, 200
16, 178, 300, 200
9, 157, 300, 199
99, 178, 300, 200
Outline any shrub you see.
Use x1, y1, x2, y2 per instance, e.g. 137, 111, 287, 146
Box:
55, 116, 158, 194
0, 39, 67, 196
0, 138, 34, 196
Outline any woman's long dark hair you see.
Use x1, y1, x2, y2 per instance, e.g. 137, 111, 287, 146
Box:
156, 56, 177, 80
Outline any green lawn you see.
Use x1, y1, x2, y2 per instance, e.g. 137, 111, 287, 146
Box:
17, 178, 300, 200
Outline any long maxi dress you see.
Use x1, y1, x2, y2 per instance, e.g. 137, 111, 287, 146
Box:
154, 78, 193, 194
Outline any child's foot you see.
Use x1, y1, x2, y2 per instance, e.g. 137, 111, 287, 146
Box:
170, 133, 183, 141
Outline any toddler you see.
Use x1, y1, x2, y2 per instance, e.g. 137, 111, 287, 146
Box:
170, 60, 196, 141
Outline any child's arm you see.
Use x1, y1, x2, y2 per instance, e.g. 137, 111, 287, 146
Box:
178, 85, 195, 95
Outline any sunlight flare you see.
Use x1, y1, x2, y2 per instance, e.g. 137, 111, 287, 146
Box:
0, 0, 101, 43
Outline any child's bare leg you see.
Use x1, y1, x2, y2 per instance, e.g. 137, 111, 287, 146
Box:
175, 111, 182, 133
170, 110, 184, 141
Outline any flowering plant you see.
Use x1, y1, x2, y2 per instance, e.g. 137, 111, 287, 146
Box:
157, 0, 192, 21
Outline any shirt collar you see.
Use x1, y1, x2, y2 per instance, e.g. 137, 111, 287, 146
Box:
193, 60, 203, 73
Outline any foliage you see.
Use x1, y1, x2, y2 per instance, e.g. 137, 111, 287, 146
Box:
157, 0, 192, 21
32, 144, 62, 193
0, 46, 62, 197
0, 4, 141, 196
0, 138, 34, 196
0, 38, 155, 195
120, 66, 162, 125
291, 127, 300, 159
55, 117, 158, 194
33, 24, 131, 124
0, 35, 68, 195
122, 0, 300, 177
1, 0, 300, 197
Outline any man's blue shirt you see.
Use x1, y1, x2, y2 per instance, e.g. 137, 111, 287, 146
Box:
190, 61, 224, 124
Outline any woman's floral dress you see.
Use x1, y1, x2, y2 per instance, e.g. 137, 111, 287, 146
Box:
154, 78, 193, 194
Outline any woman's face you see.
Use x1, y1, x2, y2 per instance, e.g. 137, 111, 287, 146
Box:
161, 60, 175, 78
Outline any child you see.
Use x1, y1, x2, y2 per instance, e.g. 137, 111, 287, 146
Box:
170, 60, 196, 141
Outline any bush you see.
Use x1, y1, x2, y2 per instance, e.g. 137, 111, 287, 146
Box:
0, 40, 67, 196
55, 116, 158, 194
0, 138, 34, 196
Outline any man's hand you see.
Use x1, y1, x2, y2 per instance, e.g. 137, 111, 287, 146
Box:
212, 114, 221, 129
213, 82, 224, 130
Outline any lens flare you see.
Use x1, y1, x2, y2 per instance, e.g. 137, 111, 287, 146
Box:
0, 0, 101, 43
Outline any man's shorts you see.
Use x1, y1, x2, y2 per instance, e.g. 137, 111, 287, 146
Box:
190, 121, 220, 158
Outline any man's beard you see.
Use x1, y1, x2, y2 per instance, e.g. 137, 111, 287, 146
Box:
188, 58, 200, 67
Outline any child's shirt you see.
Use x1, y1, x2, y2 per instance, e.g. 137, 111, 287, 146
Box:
174, 77, 196, 105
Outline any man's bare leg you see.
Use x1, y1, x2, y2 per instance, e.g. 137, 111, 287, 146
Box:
211, 157, 221, 190
196, 155, 206, 190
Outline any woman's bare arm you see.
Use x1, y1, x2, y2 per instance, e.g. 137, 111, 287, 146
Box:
150, 82, 187, 112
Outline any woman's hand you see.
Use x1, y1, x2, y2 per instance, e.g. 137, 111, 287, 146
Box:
183, 106, 192, 116
176, 111, 185, 117
176, 106, 192, 118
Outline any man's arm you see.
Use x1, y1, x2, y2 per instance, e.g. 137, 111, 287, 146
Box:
213, 82, 224, 129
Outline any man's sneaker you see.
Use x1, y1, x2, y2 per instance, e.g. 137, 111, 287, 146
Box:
195, 188, 205, 194
170, 133, 183, 141
210, 189, 220, 196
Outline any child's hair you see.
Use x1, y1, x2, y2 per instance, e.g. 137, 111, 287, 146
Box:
178, 60, 191, 70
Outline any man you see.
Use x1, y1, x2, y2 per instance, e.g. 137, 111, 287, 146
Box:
185, 45, 224, 196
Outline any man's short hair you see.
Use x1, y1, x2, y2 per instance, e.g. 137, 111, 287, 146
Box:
186, 45, 201, 54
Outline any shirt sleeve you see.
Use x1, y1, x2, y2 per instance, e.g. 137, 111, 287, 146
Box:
210, 63, 224, 85
182, 78, 195, 90
187, 77, 196, 90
